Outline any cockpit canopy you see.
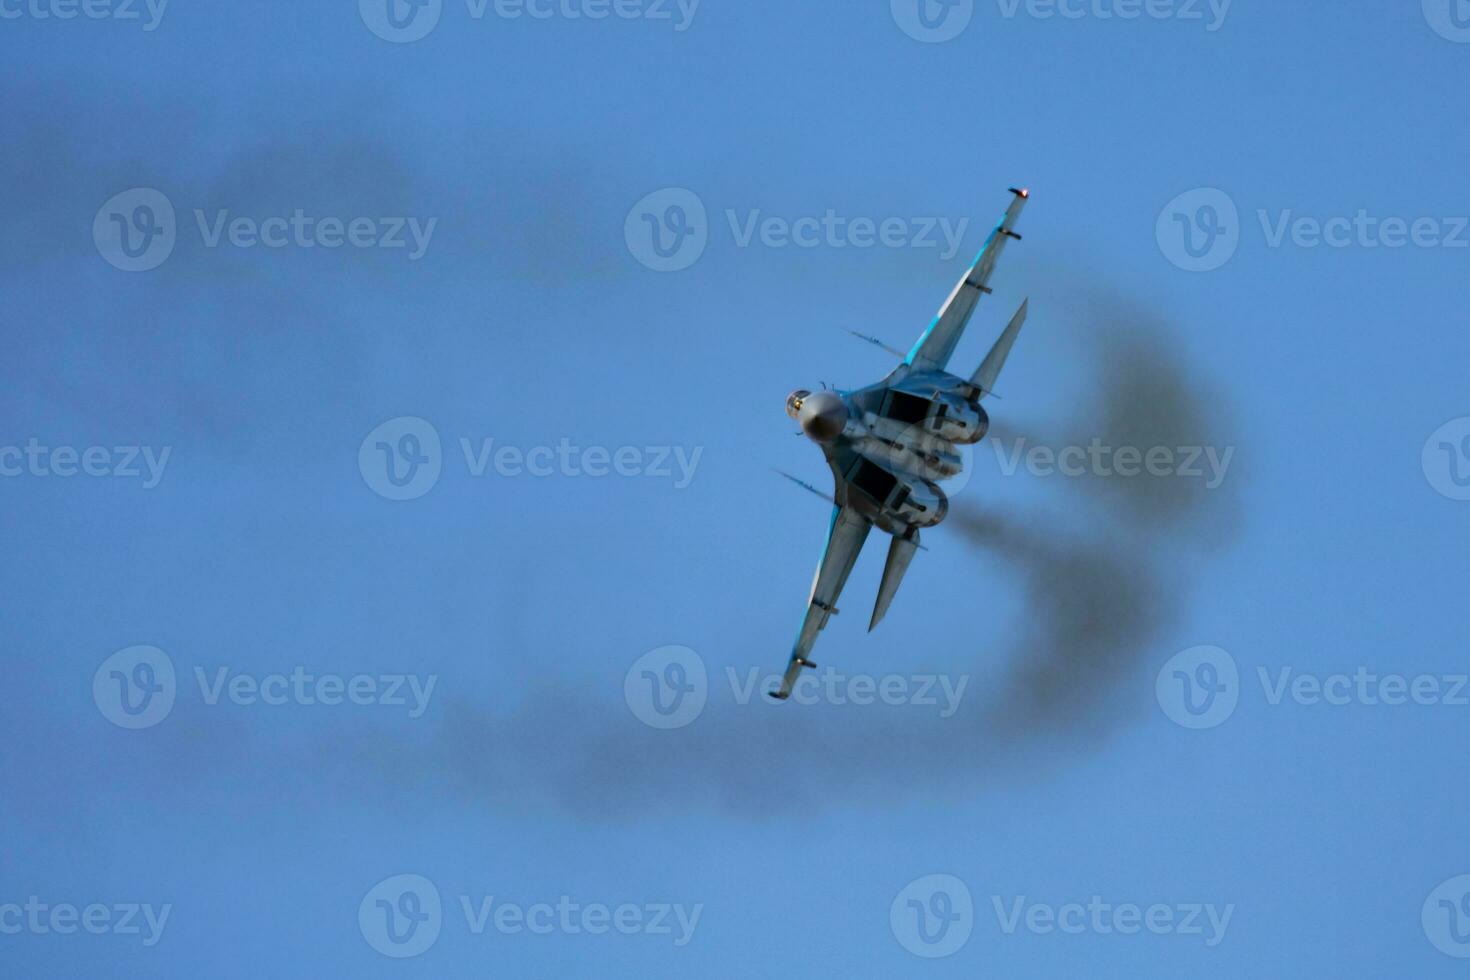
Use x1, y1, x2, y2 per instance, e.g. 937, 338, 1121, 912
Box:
785, 389, 811, 420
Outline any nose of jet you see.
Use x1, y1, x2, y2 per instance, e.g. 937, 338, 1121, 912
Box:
797, 390, 848, 444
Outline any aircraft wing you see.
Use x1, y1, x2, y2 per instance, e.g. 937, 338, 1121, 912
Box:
903, 188, 1028, 373
772, 504, 872, 700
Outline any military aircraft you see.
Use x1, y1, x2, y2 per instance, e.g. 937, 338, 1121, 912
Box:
771, 187, 1030, 701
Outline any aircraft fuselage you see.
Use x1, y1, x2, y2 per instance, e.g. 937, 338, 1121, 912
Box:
788, 366, 988, 537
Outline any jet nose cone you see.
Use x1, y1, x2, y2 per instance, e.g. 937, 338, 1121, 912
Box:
798, 390, 848, 443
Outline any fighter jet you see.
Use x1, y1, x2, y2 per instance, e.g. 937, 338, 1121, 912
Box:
771, 188, 1030, 701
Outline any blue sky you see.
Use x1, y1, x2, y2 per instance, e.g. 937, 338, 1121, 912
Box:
3, 0, 1470, 976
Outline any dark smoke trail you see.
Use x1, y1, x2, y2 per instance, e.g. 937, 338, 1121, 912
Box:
952, 508, 1166, 738
954, 289, 1240, 738
119, 293, 1239, 818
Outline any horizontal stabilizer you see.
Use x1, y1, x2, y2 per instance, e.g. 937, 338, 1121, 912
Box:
971, 298, 1028, 398
869, 529, 921, 631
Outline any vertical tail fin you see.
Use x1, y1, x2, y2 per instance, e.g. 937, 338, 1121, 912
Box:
970, 299, 1028, 398
869, 529, 921, 632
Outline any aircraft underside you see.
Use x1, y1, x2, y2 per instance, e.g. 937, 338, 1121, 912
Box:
772, 188, 1031, 701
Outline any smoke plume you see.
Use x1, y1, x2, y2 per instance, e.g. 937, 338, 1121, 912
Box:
954, 290, 1239, 741
103, 292, 1240, 818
